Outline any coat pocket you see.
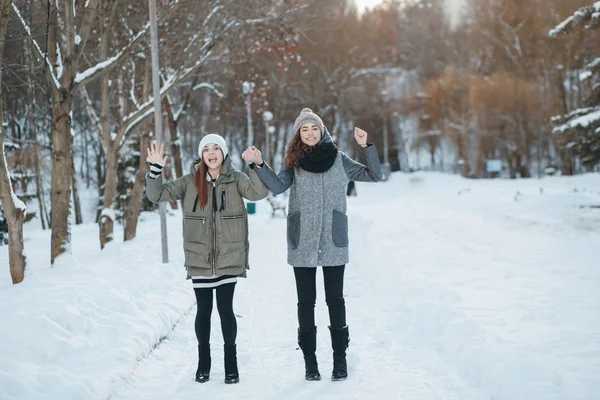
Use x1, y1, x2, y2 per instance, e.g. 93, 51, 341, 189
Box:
221, 215, 245, 243
184, 216, 208, 243
287, 212, 301, 250
332, 210, 348, 248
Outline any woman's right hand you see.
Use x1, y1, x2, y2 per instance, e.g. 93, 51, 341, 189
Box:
242, 146, 263, 165
147, 143, 169, 166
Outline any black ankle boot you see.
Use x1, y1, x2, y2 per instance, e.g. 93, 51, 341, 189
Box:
329, 326, 349, 381
195, 344, 211, 383
224, 344, 239, 384
298, 327, 321, 381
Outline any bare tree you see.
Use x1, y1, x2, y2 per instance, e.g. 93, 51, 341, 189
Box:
0, 0, 26, 283
12, 0, 166, 262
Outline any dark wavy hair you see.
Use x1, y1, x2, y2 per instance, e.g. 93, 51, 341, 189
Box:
284, 129, 318, 167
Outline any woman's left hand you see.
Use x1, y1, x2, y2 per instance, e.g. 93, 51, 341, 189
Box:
354, 127, 368, 147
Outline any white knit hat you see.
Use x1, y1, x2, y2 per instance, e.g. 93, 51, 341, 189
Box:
198, 134, 228, 160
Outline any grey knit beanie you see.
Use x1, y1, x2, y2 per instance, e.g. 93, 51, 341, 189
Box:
293, 108, 324, 135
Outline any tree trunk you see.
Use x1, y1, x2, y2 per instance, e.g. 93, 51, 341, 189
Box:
124, 57, 152, 241
168, 116, 184, 180
161, 160, 179, 210
71, 147, 83, 224
50, 89, 74, 263
456, 132, 470, 177
429, 140, 436, 166
23, 26, 48, 230
98, 23, 117, 249
33, 142, 48, 229
0, 0, 26, 283
100, 141, 118, 249
124, 128, 150, 241
95, 148, 104, 223
165, 101, 183, 208
84, 128, 91, 187
49, 0, 78, 264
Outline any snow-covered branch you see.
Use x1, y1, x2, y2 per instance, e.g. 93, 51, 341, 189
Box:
585, 57, 600, 76
193, 82, 224, 98
74, 22, 149, 88
204, 4, 224, 27
118, 50, 214, 147
1, 144, 27, 212
79, 87, 105, 151
11, 4, 60, 90
553, 107, 600, 133
74, 0, 100, 65
549, 1, 600, 37
75, 0, 183, 89
129, 60, 140, 109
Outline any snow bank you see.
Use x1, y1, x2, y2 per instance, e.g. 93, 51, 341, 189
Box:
0, 212, 194, 400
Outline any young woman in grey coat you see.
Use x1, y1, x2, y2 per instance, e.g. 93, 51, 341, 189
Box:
146, 134, 268, 384
242, 108, 382, 382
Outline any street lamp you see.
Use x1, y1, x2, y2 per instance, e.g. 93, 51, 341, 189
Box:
263, 110, 273, 166
242, 81, 255, 149
148, 0, 168, 263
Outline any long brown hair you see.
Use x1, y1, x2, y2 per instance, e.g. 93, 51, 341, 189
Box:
284, 130, 314, 167
194, 161, 209, 208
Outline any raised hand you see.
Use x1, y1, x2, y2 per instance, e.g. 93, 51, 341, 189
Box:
354, 127, 368, 147
147, 142, 169, 166
242, 146, 264, 165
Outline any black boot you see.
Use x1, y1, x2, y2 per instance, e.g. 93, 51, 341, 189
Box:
224, 344, 239, 384
297, 327, 321, 381
329, 326, 349, 381
195, 344, 211, 383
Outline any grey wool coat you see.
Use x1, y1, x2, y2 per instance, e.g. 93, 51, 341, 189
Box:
145, 156, 268, 278
254, 143, 382, 267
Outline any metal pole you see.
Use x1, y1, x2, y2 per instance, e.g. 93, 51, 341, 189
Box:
265, 121, 270, 166
149, 0, 168, 263
246, 93, 253, 148
383, 114, 390, 180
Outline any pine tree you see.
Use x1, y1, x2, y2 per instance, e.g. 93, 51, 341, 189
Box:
550, 2, 600, 168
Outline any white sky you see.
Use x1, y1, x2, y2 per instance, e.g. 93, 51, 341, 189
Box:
354, 0, 383, 13
355, 0, 465, 25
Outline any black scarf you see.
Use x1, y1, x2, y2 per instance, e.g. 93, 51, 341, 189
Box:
299, 130, 338, 173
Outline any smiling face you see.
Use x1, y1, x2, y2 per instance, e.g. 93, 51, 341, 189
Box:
299, 122, 322, 147
202, 143, 224, 169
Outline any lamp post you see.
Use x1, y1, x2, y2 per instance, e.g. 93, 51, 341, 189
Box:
242, 81, 255, 149
263, 110, 274, 166
148, 0, 168, 263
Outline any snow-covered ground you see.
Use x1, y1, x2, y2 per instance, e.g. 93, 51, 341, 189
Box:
1, 172, 599, 400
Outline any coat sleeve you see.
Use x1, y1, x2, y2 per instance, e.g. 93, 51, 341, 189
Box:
235, 169, 269, 201
145, 172, 190, 203
341, 144, 382, 182
252, 162, 294, 195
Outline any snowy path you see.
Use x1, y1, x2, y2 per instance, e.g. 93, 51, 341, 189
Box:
109, 174, 600, 400
3, 173, 598, 400
110, 211, 487, 400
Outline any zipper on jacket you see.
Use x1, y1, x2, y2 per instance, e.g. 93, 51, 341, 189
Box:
221, 215, 243, 220
212, 182, 217, 276
192, 195, 199, 213
185, 215, 206, 223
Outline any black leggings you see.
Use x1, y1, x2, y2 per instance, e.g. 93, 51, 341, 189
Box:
194, 283, 237, 346
293, 265, 346, 330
